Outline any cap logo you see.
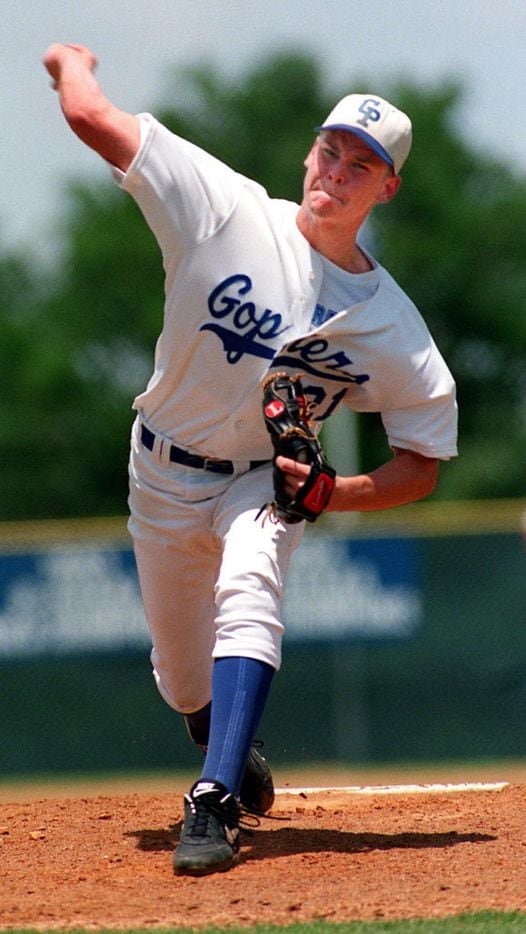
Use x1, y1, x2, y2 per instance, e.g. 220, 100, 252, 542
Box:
356, 98, 382, 129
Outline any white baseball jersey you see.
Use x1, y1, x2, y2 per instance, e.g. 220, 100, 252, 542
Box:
112, 114, 457, 463
112, 113, 459, 706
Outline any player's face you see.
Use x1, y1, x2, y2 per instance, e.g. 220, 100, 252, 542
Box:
300, 130, 400, 229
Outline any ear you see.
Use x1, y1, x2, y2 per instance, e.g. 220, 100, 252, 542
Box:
377, 173, 402, 204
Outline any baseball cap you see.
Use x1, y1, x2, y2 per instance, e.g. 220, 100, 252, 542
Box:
315, 94, 412, 174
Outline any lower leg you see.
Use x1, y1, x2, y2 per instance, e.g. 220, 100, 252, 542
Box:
184, 701, 211, 749
198, 656, 274, 797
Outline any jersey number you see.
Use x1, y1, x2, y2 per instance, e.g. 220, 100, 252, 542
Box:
305, 385, 348, 421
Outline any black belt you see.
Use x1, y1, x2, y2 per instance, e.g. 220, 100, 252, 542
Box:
140, 424, 268, 474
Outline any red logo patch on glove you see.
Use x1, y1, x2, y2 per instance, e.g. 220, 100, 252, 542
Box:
265, 400, 286, 419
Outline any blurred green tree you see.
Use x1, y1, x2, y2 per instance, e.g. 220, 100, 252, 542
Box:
0, 52, 524, 519
366, 81, 526, 499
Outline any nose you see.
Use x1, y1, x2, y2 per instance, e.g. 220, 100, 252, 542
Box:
327, 165, 345, 185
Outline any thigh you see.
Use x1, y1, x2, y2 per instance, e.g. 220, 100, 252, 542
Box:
131, 518, 220, 713
213, 466, 305, 669
128, 442, 227, 713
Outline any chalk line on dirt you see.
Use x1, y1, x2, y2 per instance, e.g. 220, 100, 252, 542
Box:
275, 781, 509, 796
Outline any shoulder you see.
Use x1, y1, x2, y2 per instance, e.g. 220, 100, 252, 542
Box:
369, 264, 439, 346
131, 114, 240, 180
375, 263, 420, 312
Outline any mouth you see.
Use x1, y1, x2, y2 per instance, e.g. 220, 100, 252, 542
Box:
311, 186, 341, 206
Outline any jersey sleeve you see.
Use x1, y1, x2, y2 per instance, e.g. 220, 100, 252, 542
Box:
110, 113, 241, 258
379, 339, 458, 460
332, 274, 458, 461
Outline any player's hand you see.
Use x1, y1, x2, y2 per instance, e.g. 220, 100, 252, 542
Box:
276, 455, 346, 511
275, 455, 310, 498
43, 43, 98, 88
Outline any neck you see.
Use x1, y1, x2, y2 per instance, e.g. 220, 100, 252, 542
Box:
296, 209, 373, 273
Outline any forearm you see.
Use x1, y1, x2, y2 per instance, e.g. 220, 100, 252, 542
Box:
274, 448, 439, 514
44, 45, 106, 132
43, 44, 139, 169
328, 449, 439, 512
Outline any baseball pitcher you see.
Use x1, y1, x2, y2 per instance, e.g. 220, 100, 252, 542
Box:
43, 43, 457, 876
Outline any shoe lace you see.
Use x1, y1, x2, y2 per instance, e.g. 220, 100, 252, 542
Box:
238, 805, 261, 832
186, 796, 221, 838
239, 801, 288, 827
189, 794, 291, 848
187, 791, 266, 838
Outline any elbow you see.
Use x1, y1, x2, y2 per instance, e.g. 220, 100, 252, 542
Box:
418, 457, 439, 500
66, 106, 99, 139
394, 448, 439, 503
63, 99, 112, 146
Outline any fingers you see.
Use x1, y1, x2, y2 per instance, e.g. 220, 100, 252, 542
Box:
275, 456, 310, 497
43, 43, 98, 81
65, 44, 99, 66
275, 456, 309, 477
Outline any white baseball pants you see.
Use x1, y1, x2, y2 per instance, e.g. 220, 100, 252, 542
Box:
127, 418, 304, 714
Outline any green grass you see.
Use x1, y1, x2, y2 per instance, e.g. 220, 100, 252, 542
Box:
9, 912, 526, 933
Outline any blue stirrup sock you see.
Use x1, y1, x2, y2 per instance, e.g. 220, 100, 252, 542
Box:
199, 656, 274, 797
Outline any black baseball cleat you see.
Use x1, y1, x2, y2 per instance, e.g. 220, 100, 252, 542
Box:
173, 780, 241, 876
184, 712, 275, 817
239, 742, 275, 815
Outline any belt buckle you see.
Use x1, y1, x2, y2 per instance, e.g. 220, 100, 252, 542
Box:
203, 456, 232, 474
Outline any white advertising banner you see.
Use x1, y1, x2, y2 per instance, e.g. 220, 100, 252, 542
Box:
0, 535, 421, 658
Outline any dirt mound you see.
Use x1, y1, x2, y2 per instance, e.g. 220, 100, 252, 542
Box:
1, 782, 524, 929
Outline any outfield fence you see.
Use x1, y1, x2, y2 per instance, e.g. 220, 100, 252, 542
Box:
1, 499, 525, 775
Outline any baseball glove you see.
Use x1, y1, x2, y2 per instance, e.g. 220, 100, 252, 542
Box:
258, 372, 336, 523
